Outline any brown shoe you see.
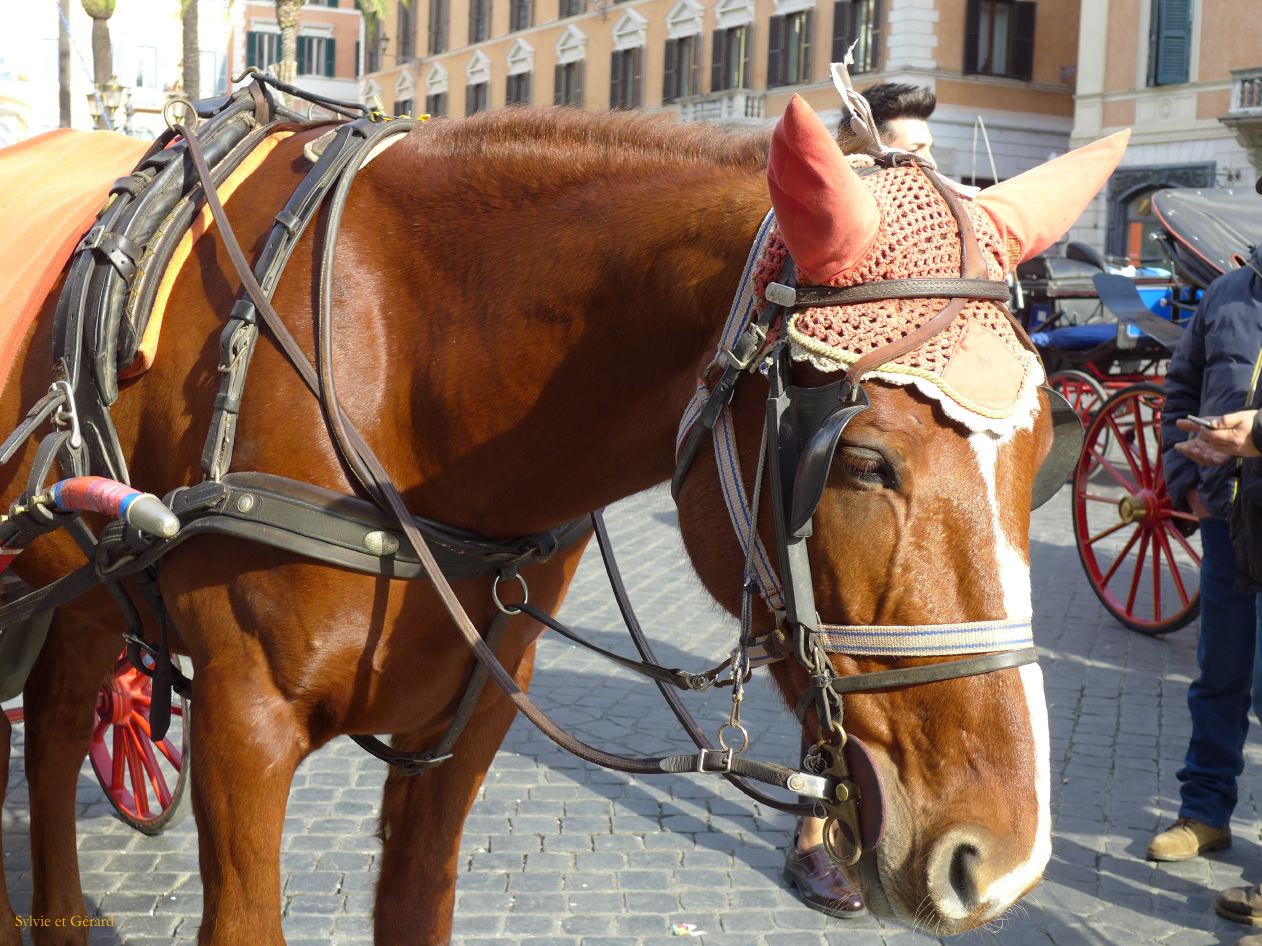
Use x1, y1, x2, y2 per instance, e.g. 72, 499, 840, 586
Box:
1217, 883, 1262, 926
1145, 818, 1231, 861
783, 844, 867, 918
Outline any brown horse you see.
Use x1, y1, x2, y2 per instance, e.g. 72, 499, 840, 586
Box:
0, 101, 1121, 944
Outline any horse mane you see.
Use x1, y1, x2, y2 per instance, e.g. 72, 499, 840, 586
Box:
397, 107, 771, 175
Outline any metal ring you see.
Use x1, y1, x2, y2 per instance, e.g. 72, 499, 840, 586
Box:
162, 97, 198, 134
717, 722, 749, 754
492, 572, 529, 615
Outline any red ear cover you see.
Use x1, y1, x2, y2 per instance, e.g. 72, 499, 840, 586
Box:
768, 95, 881, 284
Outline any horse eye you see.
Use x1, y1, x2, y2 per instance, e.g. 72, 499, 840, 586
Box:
839, 447, 884, 480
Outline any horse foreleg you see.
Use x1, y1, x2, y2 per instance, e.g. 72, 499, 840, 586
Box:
190, 654, 305, 946
22, 613, 119, 946
374, 639, 539, 946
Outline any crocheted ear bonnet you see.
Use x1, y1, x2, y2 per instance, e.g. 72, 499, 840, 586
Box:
764, 95, 1130, 436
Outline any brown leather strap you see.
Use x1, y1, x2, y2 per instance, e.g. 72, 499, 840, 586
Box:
789, 277, 1010, 307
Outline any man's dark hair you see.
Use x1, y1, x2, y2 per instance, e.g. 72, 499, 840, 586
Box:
858, 82, 936, 135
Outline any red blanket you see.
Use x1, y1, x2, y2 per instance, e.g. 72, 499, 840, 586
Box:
0, 129, 149, 397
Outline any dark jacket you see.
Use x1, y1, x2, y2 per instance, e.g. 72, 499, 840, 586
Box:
1162, 245, 1262, 520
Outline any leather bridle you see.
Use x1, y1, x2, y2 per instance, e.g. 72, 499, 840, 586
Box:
671, 154, 1077, 864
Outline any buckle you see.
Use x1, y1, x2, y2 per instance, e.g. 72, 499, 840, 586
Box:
764, 282, 798, 307
717, 323, 767, 372
77, 226, 106, 253
694, 747, 733, 774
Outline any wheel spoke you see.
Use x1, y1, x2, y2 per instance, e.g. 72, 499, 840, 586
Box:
123, 728, 151, 819
1154, 526, 1192, 607
1081, 492, 1122, 504
1129, 396, 1154, 481
111, 726, 126, 790
1164, 521, 1203, 566
1100, 526, 1143, 587
1105, 413, 1144, 483
134, 724, 173, 809
1126, 530, 1152, 614
157, 737, 183, 770
1088, 446, 1138, 492
1088, 519, 1132, 545
1151, 525, 1162, 622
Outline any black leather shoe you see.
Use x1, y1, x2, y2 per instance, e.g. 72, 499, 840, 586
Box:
783, 844, 867, 917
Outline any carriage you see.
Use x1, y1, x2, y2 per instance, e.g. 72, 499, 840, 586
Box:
1017, 186, 1262, 635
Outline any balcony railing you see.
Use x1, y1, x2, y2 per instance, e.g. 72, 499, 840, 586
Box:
676, 90, 765, 124
1228, 66, 1262, 116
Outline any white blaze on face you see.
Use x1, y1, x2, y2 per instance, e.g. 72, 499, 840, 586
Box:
966, 428, 1051, 918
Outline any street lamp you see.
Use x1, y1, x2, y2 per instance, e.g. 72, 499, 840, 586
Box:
86, 75, 129, 131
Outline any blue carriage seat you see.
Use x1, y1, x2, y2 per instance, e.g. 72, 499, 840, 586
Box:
1029, 324, 1116, 350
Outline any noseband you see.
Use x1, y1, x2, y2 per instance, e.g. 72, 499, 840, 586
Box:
672, 157, 1074, 865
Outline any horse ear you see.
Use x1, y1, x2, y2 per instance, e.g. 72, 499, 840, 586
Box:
974, 129, 1131, 266
768, 95, 880, 284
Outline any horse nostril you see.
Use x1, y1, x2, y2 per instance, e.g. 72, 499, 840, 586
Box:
948, 843, 981, 911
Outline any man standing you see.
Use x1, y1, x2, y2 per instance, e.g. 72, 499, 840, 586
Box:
1146, 240, 1262, 865
782, 80, 937, 920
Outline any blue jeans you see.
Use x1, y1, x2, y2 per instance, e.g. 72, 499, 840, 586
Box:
1177, 517, 1259, 827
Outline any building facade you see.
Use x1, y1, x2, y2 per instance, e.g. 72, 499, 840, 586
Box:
1070, 0, 1261, 260
364, 0, 1081, 183
234, 0, 366, 103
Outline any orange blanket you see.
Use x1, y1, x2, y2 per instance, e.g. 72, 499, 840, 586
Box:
0, 130, 148, 397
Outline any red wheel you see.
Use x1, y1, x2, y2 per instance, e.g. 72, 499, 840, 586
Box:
1049, 369, 1108, 422
1072, 383, 1200, 635
87, 651, 189, 834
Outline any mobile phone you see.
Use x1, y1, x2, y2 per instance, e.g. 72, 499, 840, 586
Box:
1186, 415, 1217, 428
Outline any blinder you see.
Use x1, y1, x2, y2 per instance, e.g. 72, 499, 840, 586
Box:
1031, 385, 1083, 510
778, 382, 870, 539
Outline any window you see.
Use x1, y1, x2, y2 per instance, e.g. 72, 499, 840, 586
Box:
554, 61, 584, 106
510, 0, 533, 30
1148, 0, 1191, 86
506, 71, 532, 104
964, 0, 1035, 81
398, 2, 415, 59
469, 0, 491, 44
429, 0, 449, 54
832, 0, 880, 73
560, 0, 583, 17
297, 36, 337, 76
247, 32, 280, 72
662, 35, 699, 102
610, 47, 643, 109
767, 10, 812, 88
426, 91, 448, 115
711, 25, 750, 91
395, 97, 414, 115
466, 81, 489, 113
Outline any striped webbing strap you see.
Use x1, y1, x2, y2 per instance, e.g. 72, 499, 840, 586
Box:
675, 211, 784, 610
815, 618, 1034, 657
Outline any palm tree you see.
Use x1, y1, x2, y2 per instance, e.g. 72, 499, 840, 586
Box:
274, 0, 301, 84
80, 0, 115, 88
358, 0, 389, 74
181, 0, 199, 99
57, 0, 71, 126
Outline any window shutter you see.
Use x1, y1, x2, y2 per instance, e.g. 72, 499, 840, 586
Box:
801, 9, 813, 83
469, 1, 477, 43
963, 0, 980, 73
1011, 1, 1035, 81
611, 51, 624, 108
632, 46, 643, 108
712, 29, 728, 91
523, 72, 532, 104
663, 39, 678, 102
325, 38, 337, 77
555, 63, 564, 104
297, 37, 308, 76
832, 0, 855, 64
738, 25, 750, 87
466, 83, 475, 115
1154, 0, 1191, 85
767, 15, 785, 88
688, 34, 699, 95
869, 0, 883, 71
575, 60, 584, 106
247, 32, 257, 69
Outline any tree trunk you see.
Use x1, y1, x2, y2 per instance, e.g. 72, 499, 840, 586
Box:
57, 0, 72, 127
275, 0, 301, 84
182, 0, 200, 98
81, 0, 116, 87
363, 13, 379, 74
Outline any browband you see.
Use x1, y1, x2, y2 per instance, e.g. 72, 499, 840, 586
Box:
764, 277, 1012, 309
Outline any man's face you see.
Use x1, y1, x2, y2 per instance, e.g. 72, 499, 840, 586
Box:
881, 117, 934, 164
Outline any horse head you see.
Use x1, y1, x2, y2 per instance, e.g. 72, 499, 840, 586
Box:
677, 95, 1128, 933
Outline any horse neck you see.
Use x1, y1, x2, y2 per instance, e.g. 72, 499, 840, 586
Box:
362, 153, 769, 536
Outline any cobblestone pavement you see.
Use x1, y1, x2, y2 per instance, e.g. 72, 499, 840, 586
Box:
3, 485, 1261, 946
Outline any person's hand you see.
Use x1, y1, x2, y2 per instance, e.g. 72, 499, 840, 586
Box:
1173, 410, 1260, 466
1186, 486, 1212, 520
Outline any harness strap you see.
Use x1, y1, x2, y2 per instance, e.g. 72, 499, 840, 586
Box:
766, 277, 1011, 308
815, 617, 1034, 656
